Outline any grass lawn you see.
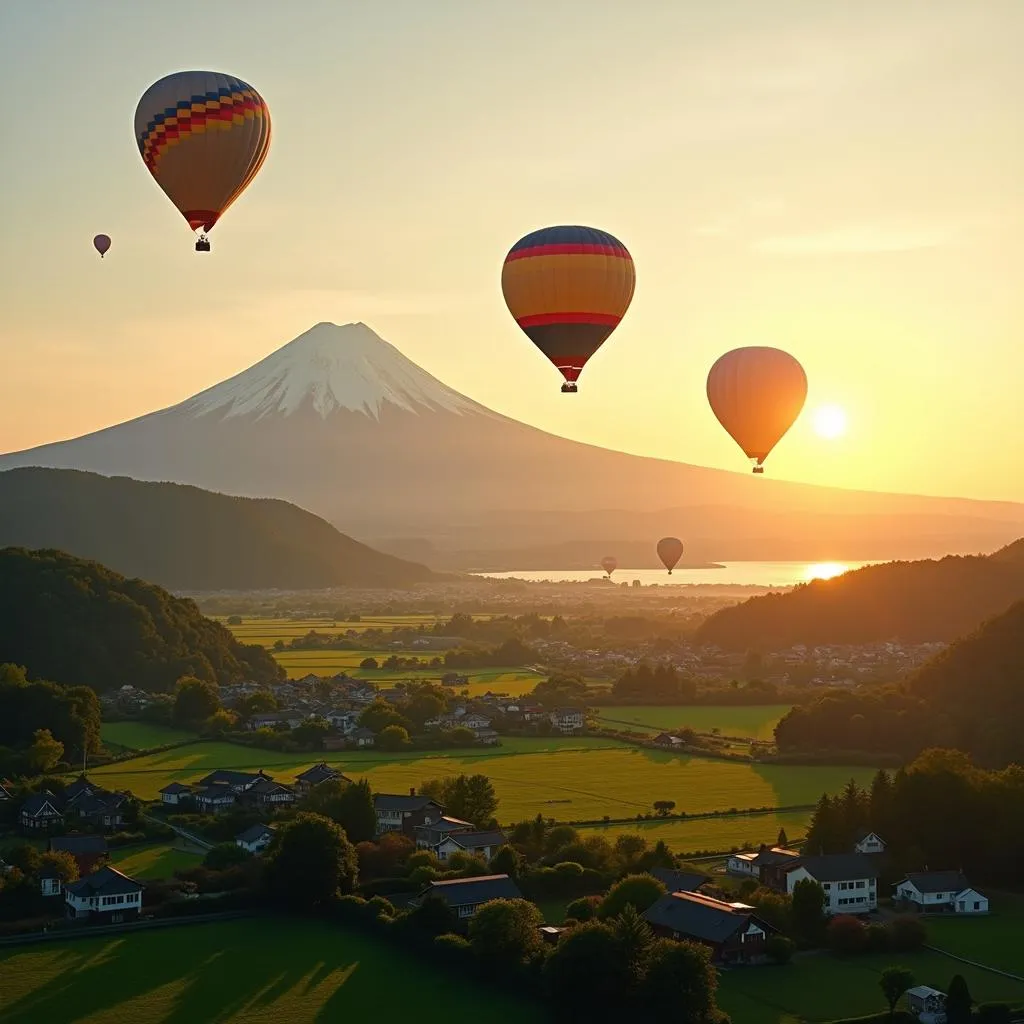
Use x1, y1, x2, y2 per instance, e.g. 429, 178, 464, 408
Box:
108, 842, 204, 880
718, 948, 1024, 1024
82, 739, 876, 831
924, 891, 1024, 976
593, 704, 791, 740
100, 722, 197, 752
0, 917, 541, 1023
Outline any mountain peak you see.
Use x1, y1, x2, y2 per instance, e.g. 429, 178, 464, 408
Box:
181, 321, 483, 421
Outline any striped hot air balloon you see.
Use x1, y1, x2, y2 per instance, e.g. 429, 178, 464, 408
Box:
134, 71, 271, 251
501, 225, 635, 392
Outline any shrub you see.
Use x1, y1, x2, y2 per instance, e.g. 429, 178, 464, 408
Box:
827, 914, 868, 955
864, 923, 889, 953
565, 895, 600, 922
765, 934, 795, 964
433, 932, 472, 967
886, 914, 926, 951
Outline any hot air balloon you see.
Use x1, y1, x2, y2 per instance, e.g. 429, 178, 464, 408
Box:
601, 556, 618, 578
134, 71, 271, 252
657, 537, 684, 574
706, 347, 807, 473
93, 234, 111, 258
501, 225, 635, 392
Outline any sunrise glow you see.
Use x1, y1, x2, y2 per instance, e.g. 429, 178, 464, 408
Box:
813, 405, 848, 440
805, 562, 850, 581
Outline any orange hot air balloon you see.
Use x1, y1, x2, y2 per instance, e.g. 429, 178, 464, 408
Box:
657, 537, 684, 574
601, 556, 618, 577
707, 347, 807, 473
135, 71, 271, 252
93, 234, 111, 258
501, 225, 635, 392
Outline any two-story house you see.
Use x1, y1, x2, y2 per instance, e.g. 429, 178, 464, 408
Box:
198, 770, 273, 794
193, 782, 238, 815
159, 782, 193, 806
245, 778, 296, 808
853, 831, 886, 855
410, 874, 522, 922
20, 792, 64, 831
643, 890, 778, 964
294, 763, 349, 792
64, 865, 144, 924
780, 854, 877, 915
893, 872, 989, 915
550, 708, 585, 734
374, 791, 444, 836
728, 845, 800, 882
414, 816, 475, 849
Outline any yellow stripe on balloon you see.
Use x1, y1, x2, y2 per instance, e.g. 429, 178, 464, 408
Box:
501, 254, 634, 318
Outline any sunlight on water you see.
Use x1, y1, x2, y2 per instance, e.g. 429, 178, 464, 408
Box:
804, 561, 850, 581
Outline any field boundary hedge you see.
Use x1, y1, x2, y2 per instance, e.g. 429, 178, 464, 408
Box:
558, 801, 815, 830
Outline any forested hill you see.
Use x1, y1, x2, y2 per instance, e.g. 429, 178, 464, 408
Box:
694, 552, 1024, 649
0, 547, 282, 692
0, 468, 436, 590
990, 537, 1024, 565
774, 598, 1024, 766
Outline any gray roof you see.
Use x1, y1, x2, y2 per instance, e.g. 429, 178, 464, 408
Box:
899, 871, 971, 894
650, 868, 709, 893
750, 847, 800, 867
424, 815, 474, 833
643, 891, 769, 944
49, 835, 108, 855
65, 865, 142, 897
449, 831, 506, 850
63, 776, 96, 801
295, 763, 341, 784
375, 794, 443, 812
198, 770, 270, 787
792, 854, 876, 883
236, 823, 276, 843
159, 782, 192, 794
21, 793, 63, 816
420, 874, 522, 907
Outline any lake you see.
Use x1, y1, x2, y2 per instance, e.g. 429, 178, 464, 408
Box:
473, 560, 876, 587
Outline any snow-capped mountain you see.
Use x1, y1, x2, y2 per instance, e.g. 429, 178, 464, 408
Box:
2, 322, 1022, 565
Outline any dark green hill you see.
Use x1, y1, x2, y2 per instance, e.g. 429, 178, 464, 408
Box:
0, 468, 435, 590
0, 547, 282, 693
695, 551, 1024, 649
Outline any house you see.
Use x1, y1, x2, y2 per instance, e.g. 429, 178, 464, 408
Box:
63, 775, 97, 805
193, 782, 238, 815
642, 890, 777, 964
650, 867, 709, 893
294, 763, 348, 791
411, 873, 522, 920
780, 854, 877, 915
64, 865, 144, 924
245, 778, 296, 808
20, 792, 64, 831
159, 782, 192, 806
905, 985, 946, 1023
197, 770, 271, 793
653, 733, 684, 748
48, 834, 109, 875
474, 729, 501, 747
550, 708, 585, 734
236, 823, 276, 854
40, 866, 65, 898
461, 713, 491, 731
853, 830, 886, 855
893, 872, 988, 915
70, 791, 129, 829
374, 791, 445, 835
414, 816, 476, 849
348, 727, 376, 749
247, 712, 294, 731
434, 830, 507, 863
325, 711, 358, 734
727, 845, 800, 881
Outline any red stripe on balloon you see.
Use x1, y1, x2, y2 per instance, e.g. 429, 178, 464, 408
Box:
505, 243, 631, 261
516, 312, 621, 328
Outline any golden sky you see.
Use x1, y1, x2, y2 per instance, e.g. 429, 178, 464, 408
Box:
1, 0, 1022, 500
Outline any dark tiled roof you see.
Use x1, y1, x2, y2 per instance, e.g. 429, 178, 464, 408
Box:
375, 794, 442, 812
650, 868, 709, 893
425, 816, 474, 833
236, 823, 276, 843
159, 782, 192, 794
295, 763, 341, 785
199, 770, 270, 788
449, 831, 506, 850
900, 871, 972, 894
791, 854, 876, 883
248, 779, 293, 796
643, 891, 767, 943
49, 834, 108, 856
65, 865, 142, 897
420, 874, 522, 907
21, 793, 63, 816
63, 776, 96, 801
752, 847, 801, 867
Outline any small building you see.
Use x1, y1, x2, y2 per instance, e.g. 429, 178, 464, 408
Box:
653, 733, 684, 748
411, 873, 522, 921
375, 791, 445, 836
649, 867, 708, 894
905, 985, 946, 1023
780, 854, 877, 915
474, 729, 501, 747
69, 791, 129, 829
294, 763, 347, 792
539, 925, 565, 945
894, 872, 988, 915
246, 778, 296, 808
414, 816, 475, 849
728, 845, 800, 882
642, 890, 777, 964
159, 782, 192, 806
193, 782, 237, 815
48, 834, 109, 875
236, 823, 276, 854
435, 830, 506, 863
197, 770, 271, 794
39, 866, 65, 898
20, 792, 64, 831
64, 865, 144, 924
853, 830, 887, 855
550, 708, 585, 734
348, 727, 376, 749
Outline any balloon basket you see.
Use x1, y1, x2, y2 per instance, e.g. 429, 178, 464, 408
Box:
195, 236, 211, 253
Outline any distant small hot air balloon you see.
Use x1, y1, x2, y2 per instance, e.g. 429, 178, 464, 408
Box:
93, 234, 111, 258
601, 556, 618, 578
501, 225, 635, 392
707, 347, 808, 473
657, 537, 684, 574
134, 70, 271, 252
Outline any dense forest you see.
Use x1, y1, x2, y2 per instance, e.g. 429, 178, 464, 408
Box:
0, 468, 435, 589
775, 598, 1024, 766
696, 551, 1024, 649
0, 548, 282, 692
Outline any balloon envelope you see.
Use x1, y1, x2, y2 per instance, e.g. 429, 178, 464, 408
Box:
601, 556, 618, 576
501, 225, 635, 385
134, 70, 271, 235
657, 537, 684, 573
706, 347, 807, 468
93, 234, 111, 257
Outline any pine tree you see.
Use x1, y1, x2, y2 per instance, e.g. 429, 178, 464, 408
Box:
611, 904, 655, 982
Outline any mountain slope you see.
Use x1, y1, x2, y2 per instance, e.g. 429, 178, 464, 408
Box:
0, 547, 282, 692
3, 322, 1023, 562
695, 550, 1024, 648
0, 468, 435, 590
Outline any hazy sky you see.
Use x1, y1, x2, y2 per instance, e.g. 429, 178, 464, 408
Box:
2, 0, 1023, 501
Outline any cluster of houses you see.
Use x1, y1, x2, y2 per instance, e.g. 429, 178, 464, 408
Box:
16, 775, 131, 833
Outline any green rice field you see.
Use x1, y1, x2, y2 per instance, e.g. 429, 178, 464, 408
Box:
100, 722, 198, 751
107, 842, 204, 880
0, 917, 539, 1023
593, 704, 791, 740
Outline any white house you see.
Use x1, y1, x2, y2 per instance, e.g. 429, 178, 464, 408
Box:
782, 854, 877, 915
434, 830, 507, 863
853, 831, 886, 855
461, 713, 491, 731
64, 866, 144, 924
159, 782, 192, 806
894, 872, 988, 914
550, 708, 584, 734
235, 823, 276, 854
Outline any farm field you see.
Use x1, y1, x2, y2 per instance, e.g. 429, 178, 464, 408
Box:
593, 704, 791, 740
100, 722, 197, 751
0, 917, 540, 1024
223, 615, 466, 646
83, 739, 877, 829
717, 947, 1024, 1023
924, 891, 1024, 976
108, 842, 204, 880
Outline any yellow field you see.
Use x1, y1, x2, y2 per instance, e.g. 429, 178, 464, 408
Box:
224, 616, 481, 647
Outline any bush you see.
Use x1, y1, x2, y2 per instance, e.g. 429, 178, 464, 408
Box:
975, 1004, 1012, 1024
827, 915, 868, 955
864, 923, 889, 953
765, 934, 795, 964
565, 895, 600, 923
886, 914, 926, 951
433, 932, 472, 967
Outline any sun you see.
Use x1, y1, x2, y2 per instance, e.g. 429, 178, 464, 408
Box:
813, 404, 848, 440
